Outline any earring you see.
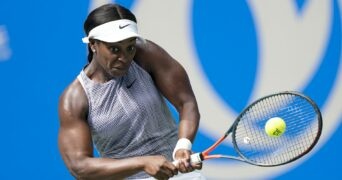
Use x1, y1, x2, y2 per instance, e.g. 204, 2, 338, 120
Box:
92, 49, 96, 53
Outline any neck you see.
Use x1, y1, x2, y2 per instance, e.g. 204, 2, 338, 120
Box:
84, 60, 113, 83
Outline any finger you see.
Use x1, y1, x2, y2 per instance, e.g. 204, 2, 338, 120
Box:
177, 160, 185, 173
191, 162, 202, 170
185, 161, 194, 172
182, 158, 196, 172
160, 168, 175, 179
155, 171, 169, 180
164, 162, 178, 176
178, 159, 190, 173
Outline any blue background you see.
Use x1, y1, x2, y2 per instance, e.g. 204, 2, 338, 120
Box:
0, 0, 340, 179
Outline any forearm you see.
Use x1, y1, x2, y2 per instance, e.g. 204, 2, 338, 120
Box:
69, 156, 144, 180
178, 101, 200, 142
174, 101, 201, 172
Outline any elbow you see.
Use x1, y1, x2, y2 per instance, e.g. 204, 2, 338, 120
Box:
67, 158, 92, 179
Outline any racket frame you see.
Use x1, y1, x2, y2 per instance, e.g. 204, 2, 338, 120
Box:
191, 91, 323, 167
231, 91, 323, 166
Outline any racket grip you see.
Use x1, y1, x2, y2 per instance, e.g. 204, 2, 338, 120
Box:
190, 153, 202, 164
172, 153, 203, 166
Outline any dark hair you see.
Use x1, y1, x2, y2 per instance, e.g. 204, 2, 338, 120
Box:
83, 4, 137, 63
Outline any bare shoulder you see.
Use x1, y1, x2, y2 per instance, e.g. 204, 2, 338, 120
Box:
135, 39, 156, 54
135, 40, 169, 58
58, 78, 89, 123
135, 39, 177, 74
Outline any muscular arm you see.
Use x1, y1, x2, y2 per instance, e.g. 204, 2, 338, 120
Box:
58, 79, 177, 179
134, 40, 201, 172
135, 40, 200, 144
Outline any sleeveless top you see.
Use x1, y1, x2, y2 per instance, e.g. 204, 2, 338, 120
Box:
77, 61, 178, 179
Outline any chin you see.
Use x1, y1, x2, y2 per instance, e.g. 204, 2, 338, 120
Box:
110, 69, 127, 77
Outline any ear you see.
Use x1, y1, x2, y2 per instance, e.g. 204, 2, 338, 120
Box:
89, 40, 96, 53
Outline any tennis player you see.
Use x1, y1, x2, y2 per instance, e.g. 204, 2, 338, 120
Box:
58, 3, 205, 180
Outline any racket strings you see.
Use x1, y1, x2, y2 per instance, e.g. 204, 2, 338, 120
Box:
233, 93, 321, 166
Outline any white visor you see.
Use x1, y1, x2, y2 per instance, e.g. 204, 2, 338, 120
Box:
82, 19, 144, 43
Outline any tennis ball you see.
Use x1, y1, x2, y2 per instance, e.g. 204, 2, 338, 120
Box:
265, 117, 286, 137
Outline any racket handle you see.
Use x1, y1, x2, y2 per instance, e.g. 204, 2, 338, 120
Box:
172, 153, 203, 166
190, 153, 202, 164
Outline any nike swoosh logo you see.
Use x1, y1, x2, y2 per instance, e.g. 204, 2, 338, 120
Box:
119, 24, 130, 29
127, 79, 136, 89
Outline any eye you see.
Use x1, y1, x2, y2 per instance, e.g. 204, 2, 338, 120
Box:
127, 45, 136, 53
109, 46, 120, 53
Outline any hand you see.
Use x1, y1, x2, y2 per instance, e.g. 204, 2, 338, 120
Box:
142, 155, 178, 180
174, 149, 202, 173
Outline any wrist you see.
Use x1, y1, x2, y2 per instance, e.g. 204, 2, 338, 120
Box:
172, 138, 192, 160
134, 156, 147, 171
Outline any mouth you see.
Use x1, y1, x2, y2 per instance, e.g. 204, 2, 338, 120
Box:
112, 66, 124, 70
110, 65, 128, 75
111, 64, 127, 70
109, 62, 131, 75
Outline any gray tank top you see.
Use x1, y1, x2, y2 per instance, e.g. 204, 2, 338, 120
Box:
77, 61, 178, 179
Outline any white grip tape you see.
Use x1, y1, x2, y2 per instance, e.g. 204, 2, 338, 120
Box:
172, 138, 192, 160
190, 153, 202, 164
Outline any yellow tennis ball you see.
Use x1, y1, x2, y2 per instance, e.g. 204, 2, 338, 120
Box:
265, 117, 286, 137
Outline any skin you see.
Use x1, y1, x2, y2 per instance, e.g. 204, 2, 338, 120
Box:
58, 37, 201, 180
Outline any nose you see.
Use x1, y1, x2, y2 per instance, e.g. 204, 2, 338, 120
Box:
117, 52, 130, 63
117, 49, 135, 64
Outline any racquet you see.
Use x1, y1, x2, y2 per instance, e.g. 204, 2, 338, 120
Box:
186, 91, 322, 167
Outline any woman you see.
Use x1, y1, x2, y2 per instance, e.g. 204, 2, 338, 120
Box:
58, 3, 204, 179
